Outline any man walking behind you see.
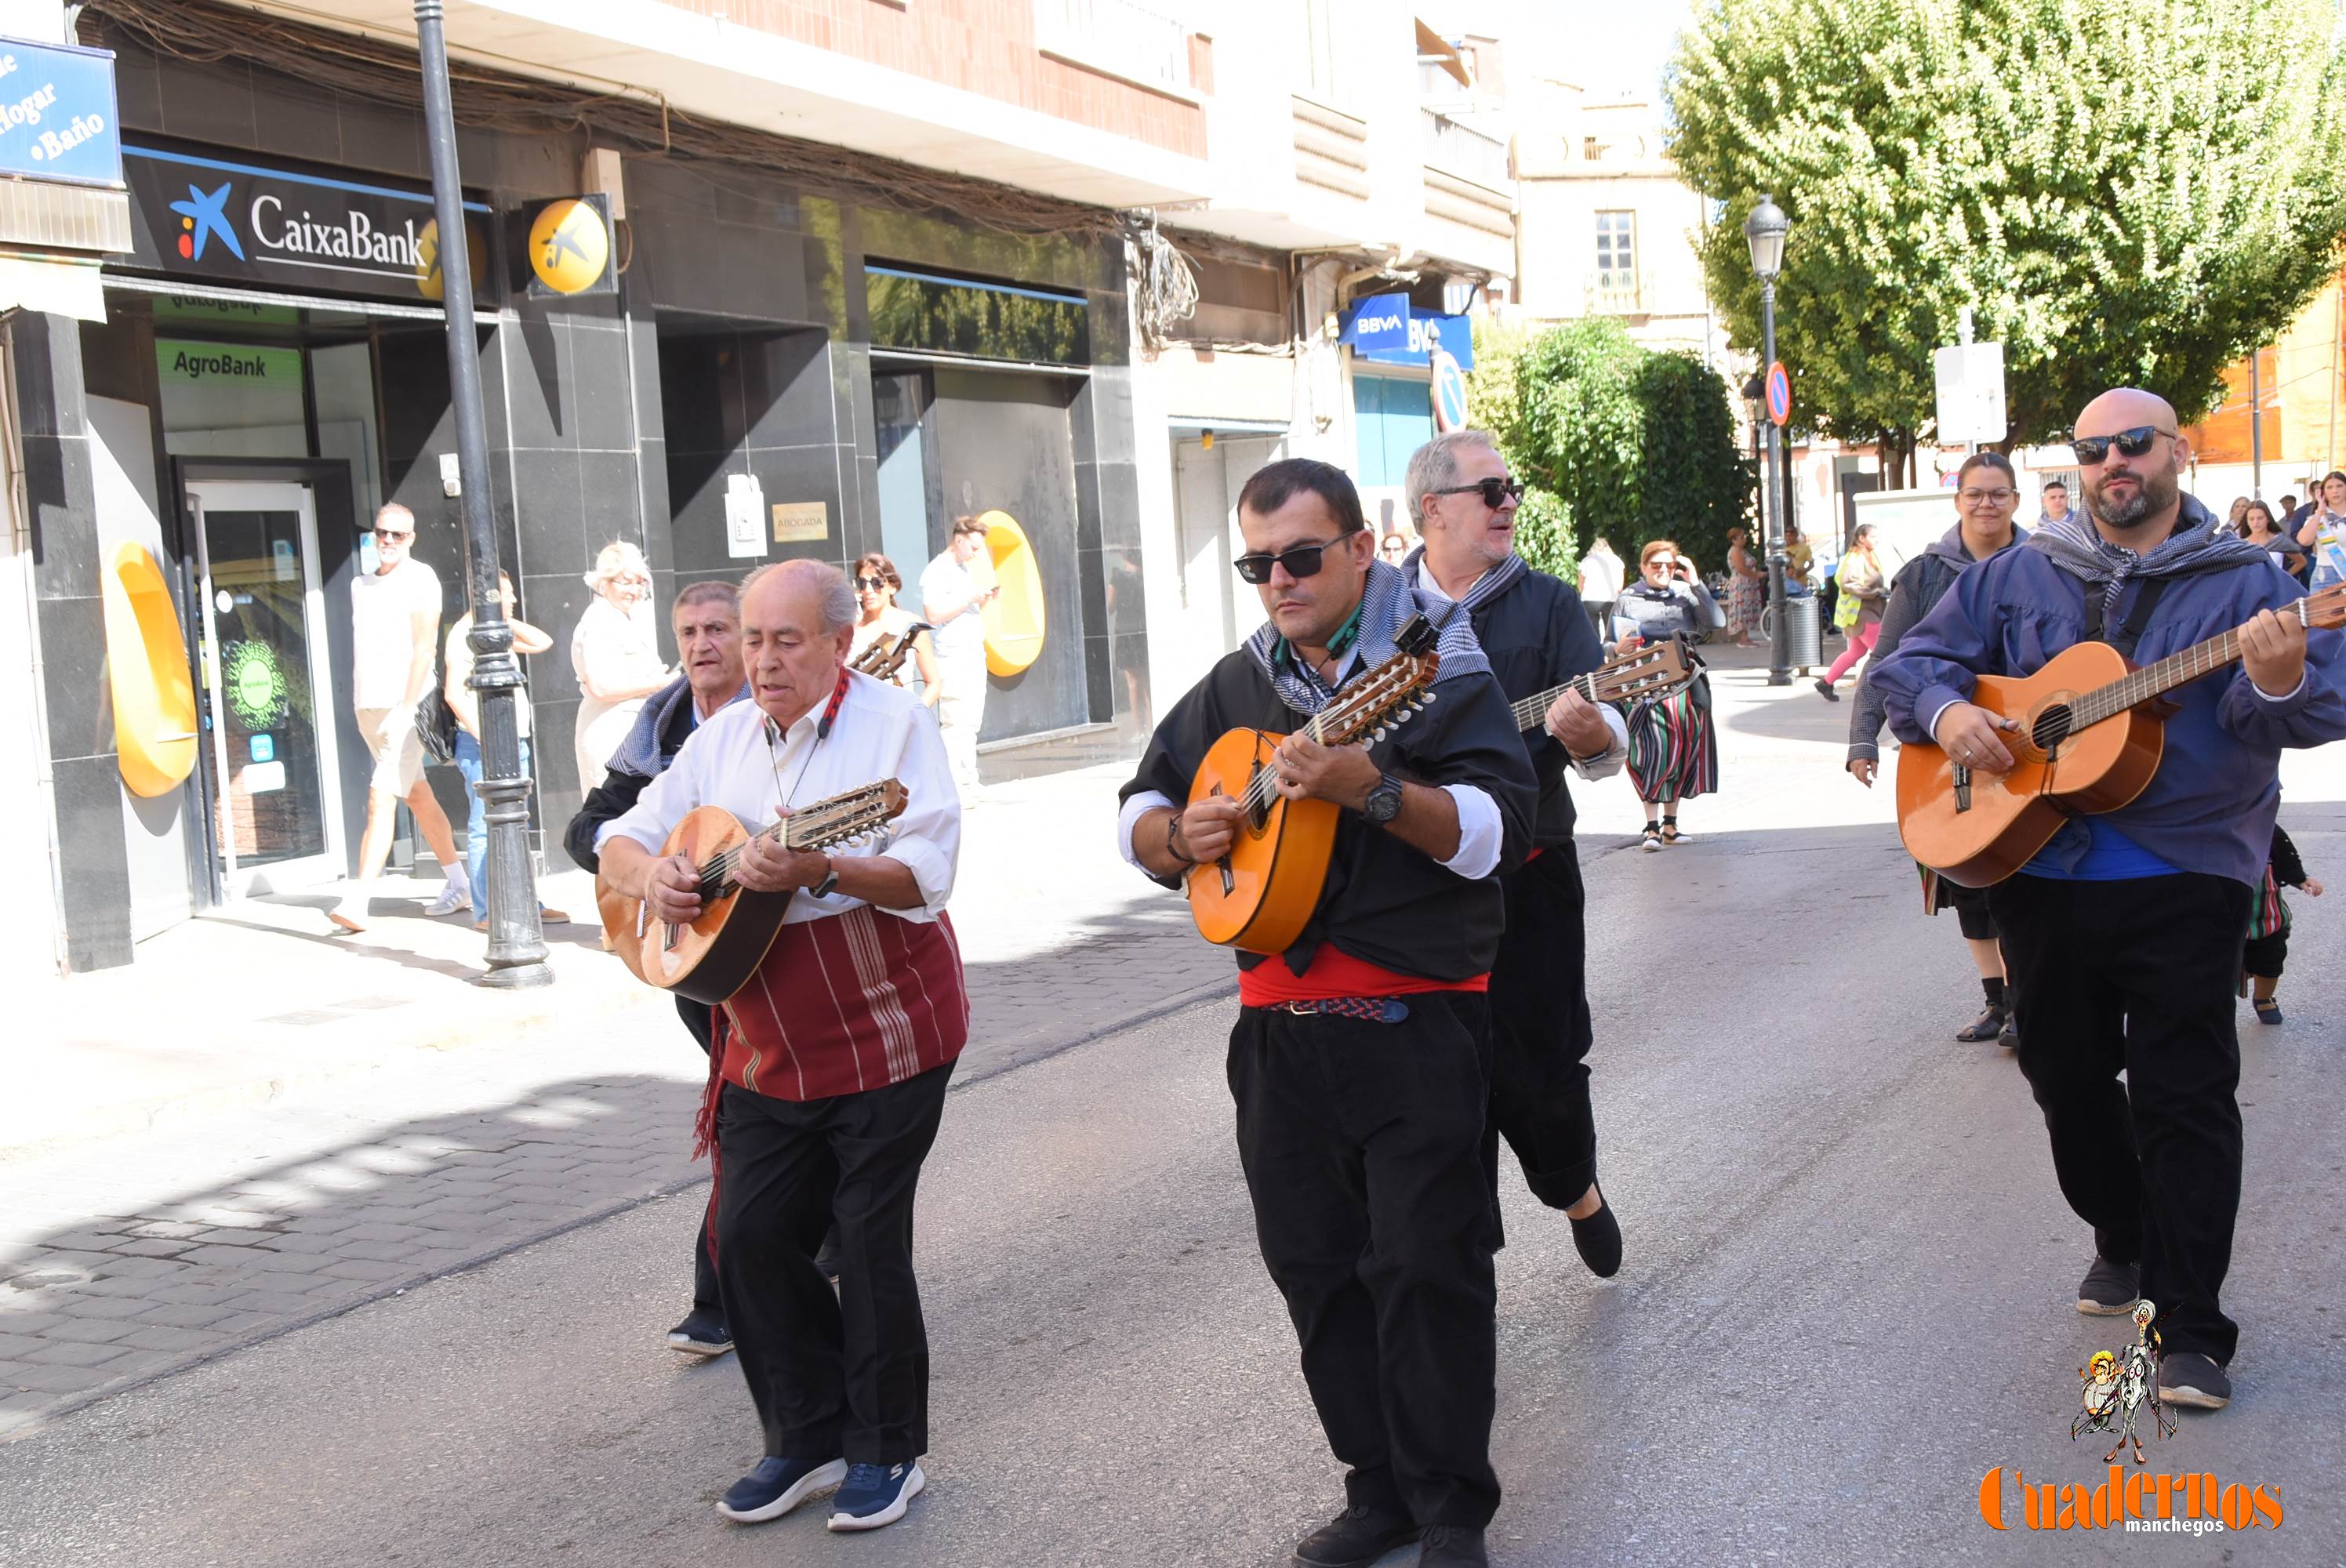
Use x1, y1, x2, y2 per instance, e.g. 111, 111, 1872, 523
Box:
1871, 387, 2346, 1412
921, 515, 997, 798
332, 503, 469, 932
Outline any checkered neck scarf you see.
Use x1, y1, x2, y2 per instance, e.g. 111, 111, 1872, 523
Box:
1244, 556, 1489, 716
2027, 494, 2272, 615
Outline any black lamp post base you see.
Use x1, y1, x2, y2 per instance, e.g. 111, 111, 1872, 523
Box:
1767, 670, 1793, 686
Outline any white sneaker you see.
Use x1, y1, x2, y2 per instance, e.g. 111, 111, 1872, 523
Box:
427, 880, 471, 916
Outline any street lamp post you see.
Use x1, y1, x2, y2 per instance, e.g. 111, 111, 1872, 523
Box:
1745, 193, 1793, 688
414, 0, 551, 988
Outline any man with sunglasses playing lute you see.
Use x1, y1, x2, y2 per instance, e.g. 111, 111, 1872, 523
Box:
1400, 432, 1629, 1280
1117, 459, 1534, 1568
1870, 388, 2346, 1416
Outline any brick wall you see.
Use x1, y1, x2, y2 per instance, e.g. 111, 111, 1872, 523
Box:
663, 0, 1208, 158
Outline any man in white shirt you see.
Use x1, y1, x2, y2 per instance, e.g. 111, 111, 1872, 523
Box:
332, 503, 468, 931
599, 559, 966, 1535
919, 515, 998, 797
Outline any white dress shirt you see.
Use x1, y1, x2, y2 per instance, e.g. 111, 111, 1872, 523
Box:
600, 671, 959, 924
1414, 560, 1629, 782
1116, 641, 1505, 881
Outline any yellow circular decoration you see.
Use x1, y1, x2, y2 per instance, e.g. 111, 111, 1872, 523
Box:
415, 219, 488, 303
102, 543, 198, 798
528, 199, 611, 295
975, 510, 1047, 677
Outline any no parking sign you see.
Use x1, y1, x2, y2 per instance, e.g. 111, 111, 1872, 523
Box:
1431, 349, 1469, 433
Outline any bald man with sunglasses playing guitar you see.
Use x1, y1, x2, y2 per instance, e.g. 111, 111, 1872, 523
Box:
1870, 387, 2346, 1416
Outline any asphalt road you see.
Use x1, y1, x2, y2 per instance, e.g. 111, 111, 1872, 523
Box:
8, 793, 2344, 1566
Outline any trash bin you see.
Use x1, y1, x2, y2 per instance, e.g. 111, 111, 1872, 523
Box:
1763, 593, 1823, 672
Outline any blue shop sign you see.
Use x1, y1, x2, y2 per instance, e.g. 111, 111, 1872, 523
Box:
0, 38, 122, 187
1338, 295, 1474, 370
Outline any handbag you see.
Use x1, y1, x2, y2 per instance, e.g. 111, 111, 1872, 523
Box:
415, 671, 459, 765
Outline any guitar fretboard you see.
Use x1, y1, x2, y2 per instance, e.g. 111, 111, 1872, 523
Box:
2069, 597, 2312, 729
1508, 670, 1607, 731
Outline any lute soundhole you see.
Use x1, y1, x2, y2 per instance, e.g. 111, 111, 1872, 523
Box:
2028, 696, 2079, 761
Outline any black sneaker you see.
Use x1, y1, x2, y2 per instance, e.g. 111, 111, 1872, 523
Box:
1955, 1004, 2008, 1043
667, 1309, 732, 1356
1814, 678, 1839, 702
1569, 1186, 1622, 1279
2158, 1351, 2232, 1410
2077, 1254, 2140, 1315
1419, 1525, 1490, 1566
717, 1455, 847, 1523
1295, 1503, 1420, 1567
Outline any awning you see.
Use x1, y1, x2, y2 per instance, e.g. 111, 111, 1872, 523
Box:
1416, 20, 1471, 89
0, 254, 108, 323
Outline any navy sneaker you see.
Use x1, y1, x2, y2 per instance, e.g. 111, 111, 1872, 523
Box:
717, 1456, 847, 1523
826, 1461, 925, 1532
666, 1309, 732, 1357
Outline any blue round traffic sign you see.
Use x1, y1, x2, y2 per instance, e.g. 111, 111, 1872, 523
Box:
1431, 350, 1469, 433
1766, 361, 1792, 426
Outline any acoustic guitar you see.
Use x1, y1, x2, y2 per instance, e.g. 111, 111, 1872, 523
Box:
1186, 617, 1444, 953
1897, 587, 2344, 887
850, 623, 931, 684
597, 779, 909, 1003
1508, 635, 1701, 734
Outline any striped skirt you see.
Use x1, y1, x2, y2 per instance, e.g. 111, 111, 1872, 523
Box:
1624, 680, 1718, 804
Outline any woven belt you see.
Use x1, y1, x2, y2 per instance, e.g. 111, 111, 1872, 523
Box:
1269, 996, 1411, 1024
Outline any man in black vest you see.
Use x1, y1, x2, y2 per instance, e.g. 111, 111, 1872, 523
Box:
1403, 431, 1627, 1274
564, 579, 750, 1356
1118, 459, 1536, 1568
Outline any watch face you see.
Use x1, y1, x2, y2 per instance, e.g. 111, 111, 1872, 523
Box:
1365, 779, 1403, 823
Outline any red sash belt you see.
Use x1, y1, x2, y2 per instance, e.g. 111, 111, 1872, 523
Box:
1238, 942, 1488, 1008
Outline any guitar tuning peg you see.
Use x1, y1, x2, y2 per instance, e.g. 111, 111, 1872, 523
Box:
1371, 727, 1386, 742
1422, 691, 1436, 704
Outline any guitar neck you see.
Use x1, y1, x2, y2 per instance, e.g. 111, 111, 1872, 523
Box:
1510, 671, 1600, 731
2071, 598, 2308, 726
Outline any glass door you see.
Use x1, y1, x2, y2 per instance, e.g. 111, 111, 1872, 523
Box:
187, 480, 345, 894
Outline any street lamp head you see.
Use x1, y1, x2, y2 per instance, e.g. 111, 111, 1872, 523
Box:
1745, 193, 1791, 281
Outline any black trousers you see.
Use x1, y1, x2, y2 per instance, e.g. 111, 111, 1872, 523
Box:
2242, 927, 2288, 980
1228, 993, 1500, 1530
1988, 873, 2251, 1363
680, 999, 722, 1313
714, 1062, 954, 1464
1486, 850, 1598, 1216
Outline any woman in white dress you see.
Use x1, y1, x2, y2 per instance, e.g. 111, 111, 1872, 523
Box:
848, 551, 942, 708
570, 540, 669, 792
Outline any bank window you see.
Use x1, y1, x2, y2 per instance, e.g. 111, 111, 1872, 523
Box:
1595, 211, 1636, 289
1353, 374, 1433, 489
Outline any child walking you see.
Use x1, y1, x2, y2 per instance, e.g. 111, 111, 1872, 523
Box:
2244, 823, 2322, 1025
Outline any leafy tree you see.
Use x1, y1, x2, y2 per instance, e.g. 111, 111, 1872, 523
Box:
1469, 316, 1752, 568
1668, 0, 2346, 476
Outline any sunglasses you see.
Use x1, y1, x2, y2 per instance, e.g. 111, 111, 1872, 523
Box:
2070, 426, 2177, 465
374, 529, 413, 543
854, 575, 891, 592
1431, 477, 1525, 509
1233, 535, 1351, 585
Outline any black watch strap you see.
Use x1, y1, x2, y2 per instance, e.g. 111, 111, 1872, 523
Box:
1363, 772, 1404, 824
811, 858, 841, 898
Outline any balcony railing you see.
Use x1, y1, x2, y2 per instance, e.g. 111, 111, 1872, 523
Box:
1421, 109, 1510, 193
1035, 0, 1194, 97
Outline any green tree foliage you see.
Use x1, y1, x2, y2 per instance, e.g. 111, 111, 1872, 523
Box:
1669, 0, 2346, 474
1469, 316, 1753, 569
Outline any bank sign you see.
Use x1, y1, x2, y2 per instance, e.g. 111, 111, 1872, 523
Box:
0, 37, 122, 186
1338, 292, 1475, 370
122, 141, 496, 305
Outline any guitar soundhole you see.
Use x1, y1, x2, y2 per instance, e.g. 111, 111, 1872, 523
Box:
2031, 703, 2075, 755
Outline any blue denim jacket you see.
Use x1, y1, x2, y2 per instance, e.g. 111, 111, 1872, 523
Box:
1870, 546, 2346, 887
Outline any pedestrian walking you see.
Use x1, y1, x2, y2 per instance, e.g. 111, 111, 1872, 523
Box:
1724, 525, 1766, 647
849, 552, 940, 706
598, 561, 967, 1535
329, 503, 471, 932
2290, 470, 2346, 590
444, 572, 566, 931
1407, 431, 1628, 1278
565, 579, 754, 1359
2243, 822, 2321, 1025
2240, 499, 2309, 585
1577, 534, 1624, 641
1846, 452, 2026, 1047
1117, 458, 1534, 1568
1871, 386, 2346, 1414
571, 542, 671, 797
1815, 523, 1888, 700
921, 515, 999, 798
1611, 539, 1721, 852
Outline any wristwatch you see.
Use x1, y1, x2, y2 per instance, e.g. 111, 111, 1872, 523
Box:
1361, 772, 1404, 825
810, 857, 841, 899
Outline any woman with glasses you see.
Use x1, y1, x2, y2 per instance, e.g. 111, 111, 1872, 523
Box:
1815, 524, 1888, 700
571, 540, 671, 798
1847, 452, 2027, 1046
2291, 469, 2346, 590
1378, 529, 1411, 566
2240, 499, 2309, 585
1612, 539, 1721, 851
1724, 525, 1766, 647
848, 552, 941, 708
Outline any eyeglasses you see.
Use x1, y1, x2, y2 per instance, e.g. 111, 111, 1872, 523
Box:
2070, 426, 2177, 465
373, 528, 413, 543
1233, 535, 1349, 584
1646, 557, 1678, 571
1958, 487, 2017, 505
1431, 477, 1525, 509
854, 575, 889, 592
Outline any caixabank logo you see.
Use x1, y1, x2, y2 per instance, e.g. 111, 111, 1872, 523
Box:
167, 180, 242, 262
